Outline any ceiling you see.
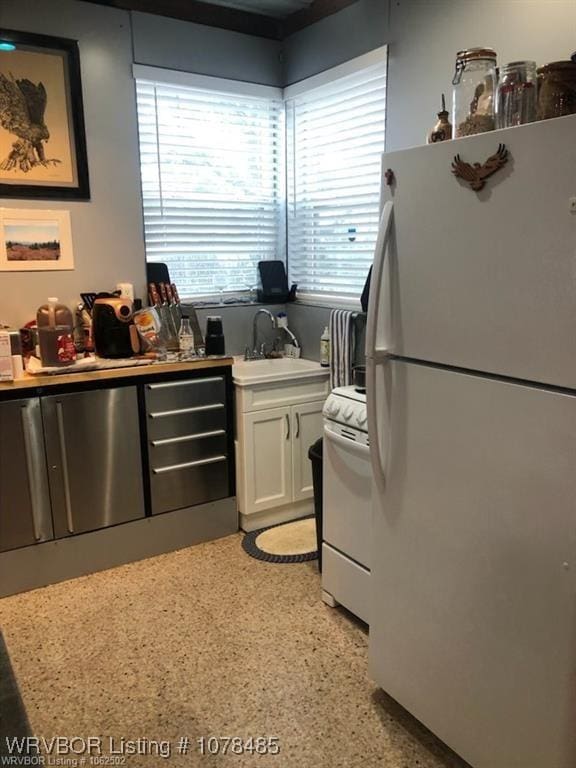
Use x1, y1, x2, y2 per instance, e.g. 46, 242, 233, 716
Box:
81, 0, 359, 39
203, 0, 314, 19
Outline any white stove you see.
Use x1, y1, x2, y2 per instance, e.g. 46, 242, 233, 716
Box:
321, 385, 372, 624
323, 385, 367, 427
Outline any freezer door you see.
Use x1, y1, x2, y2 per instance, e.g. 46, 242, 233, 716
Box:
381, 114, 576, 388
42, 387, 145, 537
369, 360, 576, 768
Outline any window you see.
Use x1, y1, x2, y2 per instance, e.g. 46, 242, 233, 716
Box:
285, 48, 387, 301
134, 67, 285, 299
134, 49, 386, 304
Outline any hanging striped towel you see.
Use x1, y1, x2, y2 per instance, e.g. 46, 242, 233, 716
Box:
329, 309, 356, 389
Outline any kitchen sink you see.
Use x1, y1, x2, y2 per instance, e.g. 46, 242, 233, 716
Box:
233, 357, 329, 386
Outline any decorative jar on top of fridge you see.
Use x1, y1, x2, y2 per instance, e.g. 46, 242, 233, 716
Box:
452, 47, 498, 137
495, 60, 538, 128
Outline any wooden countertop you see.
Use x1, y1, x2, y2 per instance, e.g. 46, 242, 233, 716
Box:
0, 357, 233, 393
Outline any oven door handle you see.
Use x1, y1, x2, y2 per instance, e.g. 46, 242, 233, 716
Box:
323, 425, 370, 457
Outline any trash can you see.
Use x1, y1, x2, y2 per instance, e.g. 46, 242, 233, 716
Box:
308, 437, 323, 571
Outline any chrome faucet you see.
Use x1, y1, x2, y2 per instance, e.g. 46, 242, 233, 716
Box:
246, 308, 276, 360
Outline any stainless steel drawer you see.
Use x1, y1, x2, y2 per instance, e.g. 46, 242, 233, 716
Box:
149, 431, 227, 471
150, 456, 229, 514
145, 376, 225, 412
147, 405, 226, 441
145, 374, 231, 513
145, 376, 226, 440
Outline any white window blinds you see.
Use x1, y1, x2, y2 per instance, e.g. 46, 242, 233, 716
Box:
285, 48, 387, 301
135, 70, 285, 299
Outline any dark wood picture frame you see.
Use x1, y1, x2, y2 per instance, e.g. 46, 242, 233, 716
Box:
0, 28, 90, 200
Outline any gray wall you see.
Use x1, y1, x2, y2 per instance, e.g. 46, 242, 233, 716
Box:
283, 0, 389, 85
286, 304, 366, 365
284, 0, 576, 152
192, 303, 286, 356
286, 304, 330, 361
1, 0, 147, 329
132, 11, 282, 86
386, 0, 576, 152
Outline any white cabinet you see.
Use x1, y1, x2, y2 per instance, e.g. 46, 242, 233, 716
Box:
291, 401, 324, 502
243, 406, 292, 514
235, 372, 329, 531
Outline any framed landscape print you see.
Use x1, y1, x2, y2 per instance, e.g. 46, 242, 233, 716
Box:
0, 29, 90, 200
0, 208, 74, 271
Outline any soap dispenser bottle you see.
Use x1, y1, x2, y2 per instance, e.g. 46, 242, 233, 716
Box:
320, 326, 330, 367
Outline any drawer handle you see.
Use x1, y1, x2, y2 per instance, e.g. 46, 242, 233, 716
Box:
20, 406, 42, 541
151, 429, 225, 447
56, 402, 75, 534
149, 403, 224, 418
147, 377, 223, 390
153, 455, 227, 474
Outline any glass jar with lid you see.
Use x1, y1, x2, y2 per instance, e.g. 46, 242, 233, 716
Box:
452, 47, 498, 137
537, 60, 576, 120
495, 61, 538, 129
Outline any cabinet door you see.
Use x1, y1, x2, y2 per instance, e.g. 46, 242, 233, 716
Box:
291, 401, 324, 502
0, 398, 53, 552
242, 407, 292, 515
42, 387, 145, 537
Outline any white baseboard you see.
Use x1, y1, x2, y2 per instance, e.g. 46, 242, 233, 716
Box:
240, 500, 313, 532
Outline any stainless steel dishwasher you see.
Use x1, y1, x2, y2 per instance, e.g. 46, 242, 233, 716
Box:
145, 375, 230, 514
0, 398, 53, 552
42, 386, 145, 537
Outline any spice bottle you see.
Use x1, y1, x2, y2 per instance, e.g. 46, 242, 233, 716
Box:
452, 48, 498, 137
178, 315, 195, 360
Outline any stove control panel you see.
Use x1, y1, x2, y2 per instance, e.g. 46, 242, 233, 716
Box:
323, 389, 368, 434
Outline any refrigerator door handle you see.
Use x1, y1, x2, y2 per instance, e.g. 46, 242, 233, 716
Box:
367, 356, 388, 494
366, 201, 393, 493
365, 201, 394, 359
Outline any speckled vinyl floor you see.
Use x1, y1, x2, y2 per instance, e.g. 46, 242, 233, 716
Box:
0, 535, 469, 768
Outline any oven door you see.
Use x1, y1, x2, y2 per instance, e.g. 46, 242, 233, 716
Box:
323, 422, 372, 569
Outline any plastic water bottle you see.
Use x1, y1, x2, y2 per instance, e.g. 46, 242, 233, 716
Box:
178, 315, 195, 360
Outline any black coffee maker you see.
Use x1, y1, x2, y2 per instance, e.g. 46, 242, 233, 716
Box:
92, 295, 139, 358
205, 316, 225, 356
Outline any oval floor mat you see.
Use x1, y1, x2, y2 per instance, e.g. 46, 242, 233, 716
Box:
242, 516, 318, 563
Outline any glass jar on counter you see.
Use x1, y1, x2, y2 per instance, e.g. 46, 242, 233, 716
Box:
495, 61, 538, 128
452, 48, 498, 138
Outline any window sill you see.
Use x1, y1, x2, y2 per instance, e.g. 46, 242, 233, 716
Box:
292, 294, 363, 311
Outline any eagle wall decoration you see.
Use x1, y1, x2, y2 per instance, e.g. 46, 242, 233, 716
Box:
0, 72, 60, 173
451, 144, 509, 191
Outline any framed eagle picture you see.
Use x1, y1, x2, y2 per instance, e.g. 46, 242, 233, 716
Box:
0, 29, 90, 200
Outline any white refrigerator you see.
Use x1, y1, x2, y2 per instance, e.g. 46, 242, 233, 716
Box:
366, 114, 576, 768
